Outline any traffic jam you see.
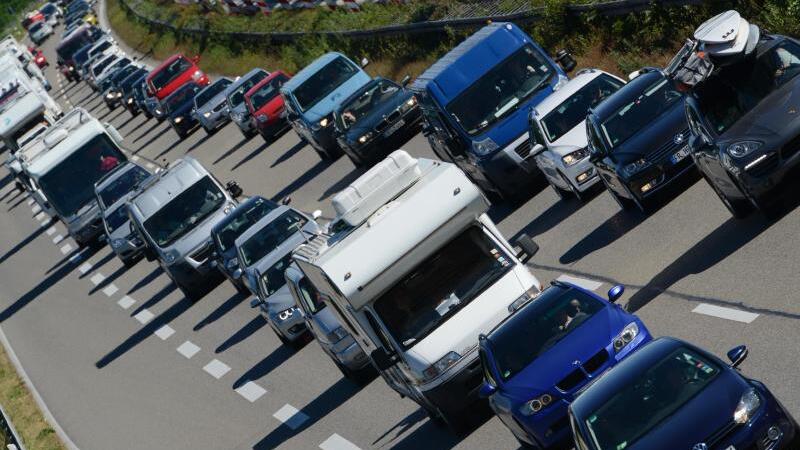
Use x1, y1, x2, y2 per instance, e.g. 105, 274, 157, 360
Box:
2, 1, 800, 449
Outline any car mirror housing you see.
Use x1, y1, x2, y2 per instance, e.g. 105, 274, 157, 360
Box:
529, 143, 545, 157
514, 234, 539, 264
607, 285, 625, 303
400, 74, 411, 87
478, 382, 497, 399
232, 268, 243, 280
249, 298, 260, 309
727, 345, 748, 368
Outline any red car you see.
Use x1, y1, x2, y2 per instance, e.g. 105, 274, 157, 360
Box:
146, 54, 208, 102
28, 47, 48, 68
21, 12, 45, 30
243, 70, 291, 142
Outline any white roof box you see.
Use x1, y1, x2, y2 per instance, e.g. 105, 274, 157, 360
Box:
694, 10, 759, 59
332, 150, 422, 227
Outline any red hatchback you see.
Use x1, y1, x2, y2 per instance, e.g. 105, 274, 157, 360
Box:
243, 70, 291, 142
146, 54, 208, 102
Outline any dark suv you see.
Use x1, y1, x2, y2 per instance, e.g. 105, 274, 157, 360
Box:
685, 35, 800, 218
586, 69, 692, 211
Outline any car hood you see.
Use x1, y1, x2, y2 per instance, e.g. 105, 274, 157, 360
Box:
265, 285, 296, 313
108, 220, 133, 241
169, 101, 194, 118
198, 93, 228, 113
609, 101, 687, 166
302, 71, 372, 123
160, 204, 233, 257
717, 78, 800, 149
549, 125, 588, 156
344, 91, 410, 139
501, 306, 630, 398
231, 102, 248, 116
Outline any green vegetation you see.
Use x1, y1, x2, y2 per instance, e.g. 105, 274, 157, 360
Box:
1, 0, 39, 39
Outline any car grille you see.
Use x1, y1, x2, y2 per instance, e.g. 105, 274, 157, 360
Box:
555, 348, 609, 392
191, 241, 214, 262
514, 140, 532, 159
780, 134, 800, 160
703, 420, 739, 447
645, 128, 690, 164
213, 102, 226, 113
373, 107, 404, 134
746, 153, 780, 178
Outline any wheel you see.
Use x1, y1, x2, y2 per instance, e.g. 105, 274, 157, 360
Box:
346, 150, 364, 167
234, 278, 250, 295
272, 325, 290, 346
122, 257, 136, 268
515, 437, 537, 449
601, 175, 636, 210
334, 360, 356, 380
703, 174, 752, 219
165, 267, 204, 301
545, 173, 567, 200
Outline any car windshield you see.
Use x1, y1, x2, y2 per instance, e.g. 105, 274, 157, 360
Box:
37, 134, 126, 218
248, 74, 289, 111
105, 204, 129, 232
89, 41, 111, 58
195, 78, 231, 108
585, 347, 720, 450
112, 66, 136, 85
446, 45, 554, 136
540, 75, 624, 143
374, 226, 513, 350
258, 253, 293, 298
696, 40, 800, 135
164, 83, 199, 113
143, 176, 225, 247
489, 287, 605, 381
600, 76, 682, 149
293, 56, 359, 112
150, 56, 192, 91
227, 71, 268, 107
337, 79, 400, 130
238, 210, 307, 267
92, 55, 116, 76
29, 22, 44, 33
121, 72, 145, 91
213, 198, 277, 252
97, 165, 150, 208
57, 30, 91, 60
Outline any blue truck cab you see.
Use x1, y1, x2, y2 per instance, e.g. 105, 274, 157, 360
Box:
411, 22, 574, 199
280, 52, 371, 161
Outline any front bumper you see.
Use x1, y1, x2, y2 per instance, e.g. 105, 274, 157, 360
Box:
422, 352, 485, 419
171, 116, 198, 136
328, 335, 370, 371
617, 147, 695, 202
714, 383, 797, 450
197, 108, 230, 130
562, 157, 600, 192
69, 215, 104, 245
233, 115, 254, 134
481, 133, 545, 196
110, 234, 145, 261
265, 306, 307, 342
344, 110, 422, 164
732, 143, 800, 201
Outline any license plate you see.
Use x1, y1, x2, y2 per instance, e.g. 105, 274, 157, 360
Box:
386, 119, 405, 135
671, 146, 691, 164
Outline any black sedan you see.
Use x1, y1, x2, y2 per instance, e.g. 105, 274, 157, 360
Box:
118, 68, 149, 116
586, 68, 692, 212
686, 35, 800, 218
103, 65, 139, 109
333, 76, 422, 167
164, 82, 203, 138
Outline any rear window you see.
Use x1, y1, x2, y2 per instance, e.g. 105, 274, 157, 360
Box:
150, 57, 192, 91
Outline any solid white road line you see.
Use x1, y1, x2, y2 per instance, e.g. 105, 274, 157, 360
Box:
89, 273, 105, 286
102, 284, 118, 297
692, 303, 759, 324
154, 325, 174, 340
557, 274, 603, 291
203, 359, 231, 379
176, 341, 200, 359
60, 243, 73, 255
273, 404, 309, 430
235, 382, 267, 403
46, 226, 56, 236
320, 434, 361, 450
117, 296, 136, 309
52, 235, 63, 244
133, 309, 154, 325
78, 262, 93, 274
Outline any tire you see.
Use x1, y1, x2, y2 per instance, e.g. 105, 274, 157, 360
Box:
515, 437, 537, 449
165, 267, 204, 302
602, 175, 636, 211
234, 278, 250, 295
346, 151, 364, 168
545, 173, 567, 200
704, 174, 752, 219
334, 360, 356, 380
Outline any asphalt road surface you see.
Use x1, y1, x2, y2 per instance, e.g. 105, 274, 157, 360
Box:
1, 17, 800, 450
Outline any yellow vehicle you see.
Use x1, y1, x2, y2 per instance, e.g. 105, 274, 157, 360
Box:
83, 13, 98, 25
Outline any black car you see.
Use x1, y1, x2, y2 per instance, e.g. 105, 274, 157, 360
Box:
133, 80, 152, 119
333, 76, 422, 167
164, 82, 202, 138
685, 36, 800, 218
119, 69, 149, 116
586, 69, 692, 211
103, 65, 139, 109
210, 196, 279, 293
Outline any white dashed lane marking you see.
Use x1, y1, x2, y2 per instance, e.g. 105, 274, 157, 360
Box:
692, 304, 759, 324
27, 198, 34, 206
46, 227, 56, 236
176, 341, 200, 359
52, 235, 63, 244
89, 273, 105, 286
154, 325, 174, 340
145, 162, 155, 170
203, 359, 231, 379
35, 211, 46, 221
273, 404, 309, 430
320, 434, 361, 450
31, 205, 41, 214
117, 296, 136, 310
235, 382, 267, 403
102, 284, 118, 297
60, 243, 73, 255
556, 274, 603, 291
79, 263, 93, 274
134, 309, 154, 325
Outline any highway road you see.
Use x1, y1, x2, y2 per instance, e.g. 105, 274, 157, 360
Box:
1, 14, 800, 450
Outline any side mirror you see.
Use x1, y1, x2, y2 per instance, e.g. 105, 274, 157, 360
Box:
478, 382, 497, 399
555, 49, 576, 73
727, 345, 748, 368
98, 233, 107, 243
400, 74, 411, 87
529, 143, 545, 158
607, 285, 625, 303
370, 347, 395, 371
360, 57, 369, 68
232, 268, 242, 280
312, 209, 322, 220
249, 298, 261, 308
210, 259, 217, 268
225, 181, 243, 198
628, 70, 641, 81
514, 234, 539, 264
281, 197, 292, 206
588, 145, 604, 163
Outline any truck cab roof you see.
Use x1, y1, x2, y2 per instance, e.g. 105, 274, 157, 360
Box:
128, 156, 208, 220
21, 108, 102, 177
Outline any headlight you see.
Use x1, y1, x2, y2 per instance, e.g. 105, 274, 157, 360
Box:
256, 114, 268, 123
319, 117, 330, 128
203, 111, 211, 118
727, 141, 763, 159
225, 257, 239, 271
68, 66, 74, 71
154, 108, 162, 115
422, 351, 461, 380
191, 70, 204, 81
519, 393, 553, 416
357, 132, 373, 144
127, 98, 133, 104
174, 116, 183, 124
472, 137, 499, 157
106, 92, 114, 99
623, 158, 650, 177
110, 238, 126, 249
562, 148, 590, 166
612, 322, 639, 353
325, 326, 349, 343
116, 92, 122, 98
277, 307, 295, 322
733, 388, 761, 424
508, 286, 540, 313
400, 95, 418, 112
223, 203, 234, 214
231, 112, 242, 121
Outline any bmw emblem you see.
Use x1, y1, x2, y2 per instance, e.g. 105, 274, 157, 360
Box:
674, 133, 685, 145
692, 444, 708, 450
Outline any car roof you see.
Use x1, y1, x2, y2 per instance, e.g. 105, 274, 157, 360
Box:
129, 157, 207, 219
245, 70, 289, 99
589, 69, 665, 120
281, 52, 344, 92
211, 195, 275, 234
234, 204, 295, 247
533, 69, 619, 116
148, 53, 185, 78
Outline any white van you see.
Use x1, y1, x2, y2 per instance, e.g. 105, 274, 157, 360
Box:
292, 150, 542, 431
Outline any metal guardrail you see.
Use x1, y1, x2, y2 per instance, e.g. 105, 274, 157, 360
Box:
0, 403, 26, 450
119, 0, 704, 41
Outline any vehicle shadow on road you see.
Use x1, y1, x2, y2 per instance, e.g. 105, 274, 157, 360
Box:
251, 378, 365, 450
6, 194, 30, 212
231, 140, 271, 171
154, 135, 188, 159
232, 343, 299, 389
213, 137, 251, 165
137, 127, 171, 153
2, 188, 22, 205
104, 107, 127, 124
131, 120, 164, 145
184, 130, 214, 154
268, 137, 306, 168
0, 226, 48, 266
215, 315, 267, 353
88, 259, 134, 295
119, 114, 146, 134
318, 167, 365, 202
269, 160, 332, 204
193, 290, 249, 331
43, 245, 87, 275
78, 251, 117, 279
510, 189, 602, 242
130, 282, 177, 316
126, 265, 164, 294
372, 408, 465, 450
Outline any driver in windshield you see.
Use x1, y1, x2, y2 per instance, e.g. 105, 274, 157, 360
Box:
556, 299, 588, 332
99, 154, 119, 171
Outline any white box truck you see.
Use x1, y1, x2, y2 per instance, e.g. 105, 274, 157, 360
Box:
292, 150, 542, 431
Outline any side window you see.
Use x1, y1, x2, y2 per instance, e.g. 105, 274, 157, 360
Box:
479, 348, 497, 386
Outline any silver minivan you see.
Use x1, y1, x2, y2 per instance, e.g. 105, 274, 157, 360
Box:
127, 156, 243, 300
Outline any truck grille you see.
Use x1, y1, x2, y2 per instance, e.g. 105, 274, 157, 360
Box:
191, 241, 214, 262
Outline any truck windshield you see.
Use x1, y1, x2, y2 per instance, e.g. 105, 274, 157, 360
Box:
337, 78, 400, 130
374, 226, 512, 350
195, 78, 231, 108
238, 210, 306, 267
37, 134, 126, 218
446, 44, 554, 136
696, 40, 800, 135
600, 77, 682, 149
150, 56, 192, 91
97, 165, 150, 209
227, 71, 268, 107
540, 74, 624, 143
143, 176, 225, 247
293, 56, 359, 112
